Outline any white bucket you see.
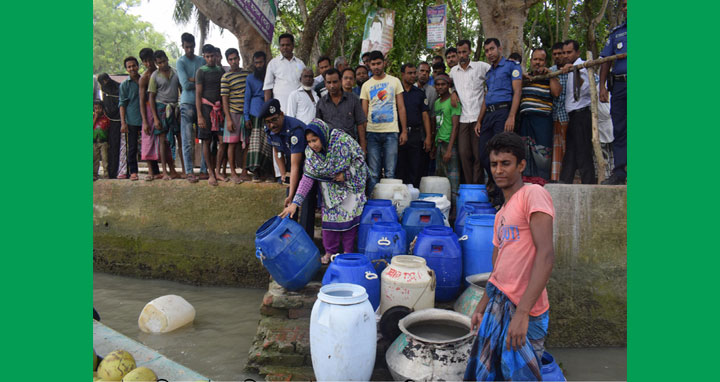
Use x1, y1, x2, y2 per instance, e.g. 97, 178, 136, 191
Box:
138, 295, 196, 333
310, 283, 376, 381
419, 176, 452, 201
386, 308, 474, 381
379, 255, 435, 315
372, 181, 412, 216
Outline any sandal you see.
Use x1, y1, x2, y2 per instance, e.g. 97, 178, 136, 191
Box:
130, 173, 139, 181
320, 254, 331, 265
186, 174, 199, 183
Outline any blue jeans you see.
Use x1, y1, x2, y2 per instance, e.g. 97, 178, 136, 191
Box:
366, 132, 398, 192
180, 103, 207, 174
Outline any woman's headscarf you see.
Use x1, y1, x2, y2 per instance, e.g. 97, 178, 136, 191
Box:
303, 118, 367, 208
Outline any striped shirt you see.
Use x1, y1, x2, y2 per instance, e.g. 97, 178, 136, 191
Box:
220, 70, 250, 114
549, 65, 569, 123
519, 78, 552, 116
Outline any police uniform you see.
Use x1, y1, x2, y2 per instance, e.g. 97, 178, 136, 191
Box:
260, 99, 316, 238
479, 56, 522, 185
397, 85, 430, 187
600, 21, 627, 181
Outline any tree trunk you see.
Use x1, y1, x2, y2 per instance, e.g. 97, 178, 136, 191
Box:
190, 0, 270, 69
586, 0, 610, 58
296, 0, 339, 64
474, 0, 542, 56
327, 8, 347, 60
561, 0, 572, 41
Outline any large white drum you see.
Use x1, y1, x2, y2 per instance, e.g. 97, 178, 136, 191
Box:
138, 295, 196, 333
419, 176, 452, 201
379, 255, 435, 315
372, 179, 412, 216
310, 283, 376, 381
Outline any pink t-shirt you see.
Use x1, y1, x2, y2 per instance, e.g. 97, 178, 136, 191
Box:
489, 184, 555, 316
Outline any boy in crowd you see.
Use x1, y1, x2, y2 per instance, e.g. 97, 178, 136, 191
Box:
360, 50, 408, 192
433, 74, 461, 202
148, 49, 181, 180
195, 44, 226, 186
93, 101, 110, 180
465, 131, 555, 381
221, 47, 252, 184
244, 51, 275, 182
177, 32, 208, 182
138, 47, 161, 181
119, 56, 143, 181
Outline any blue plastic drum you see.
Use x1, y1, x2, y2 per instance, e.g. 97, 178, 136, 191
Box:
321, 253, 380, 310
413, 226, 462, 302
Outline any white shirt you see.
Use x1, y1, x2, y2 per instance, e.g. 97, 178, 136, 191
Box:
449, 61, 491, 123
262, 55, 305, 112
313, 74, 323, 87
597, 86, 614, 144
285, 86, 318, 125
565, 57, 591, 113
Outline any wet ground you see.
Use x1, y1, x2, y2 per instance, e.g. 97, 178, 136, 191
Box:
93, 272, 625, 381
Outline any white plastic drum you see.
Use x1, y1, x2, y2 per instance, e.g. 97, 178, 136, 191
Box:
310, 283, 377, 381
372, 181, 412, 216
379, 255, 435, 315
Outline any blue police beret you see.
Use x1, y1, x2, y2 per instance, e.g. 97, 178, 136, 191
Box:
259, 98, 281, 119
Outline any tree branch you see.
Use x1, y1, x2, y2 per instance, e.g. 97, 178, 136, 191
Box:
592, 0, 611, 27
296, 0, 339, 64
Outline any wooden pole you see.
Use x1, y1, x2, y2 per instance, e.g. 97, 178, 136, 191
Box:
586, 52, 606, 184
527, 53, 626, 81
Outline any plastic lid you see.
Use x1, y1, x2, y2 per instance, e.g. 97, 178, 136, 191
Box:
367, 199, 393, 206
390, 255, 427, 268
332, 253, 370, 266
317, 283, 368, 305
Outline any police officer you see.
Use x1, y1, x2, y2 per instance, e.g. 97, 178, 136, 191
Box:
599, 0, 627, 185
260, 99, 316, 237
474, 38, 522, 204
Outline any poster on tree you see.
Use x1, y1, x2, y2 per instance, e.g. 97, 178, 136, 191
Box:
426, 4, 447, 50
360, 8, 395, 60
231, 0, 277, 44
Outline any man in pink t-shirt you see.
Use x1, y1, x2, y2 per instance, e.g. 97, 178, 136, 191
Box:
465, 131, 555, 381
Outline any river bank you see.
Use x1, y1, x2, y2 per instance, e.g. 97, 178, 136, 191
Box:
93, 272, 626, 381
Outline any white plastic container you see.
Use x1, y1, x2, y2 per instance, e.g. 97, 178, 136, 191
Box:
310, 283, 377, 381
420, 195, 452, 225
372, 180, 412, 216
406, 184, 420, 200
379, 255, 435, 315
386, 308, 474, 381
138, 295, 196, 333
419, 176, 452, 201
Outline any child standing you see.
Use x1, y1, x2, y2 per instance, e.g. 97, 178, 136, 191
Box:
433, 74, 461, 203
93, 101, 110, 180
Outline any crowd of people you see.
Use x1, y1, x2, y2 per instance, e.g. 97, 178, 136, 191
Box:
92, 2, 626, 378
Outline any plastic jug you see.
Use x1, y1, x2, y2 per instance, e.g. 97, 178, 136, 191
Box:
379, 255, 435, 315
401, 201, 445, 243
413, 226, 463, 302
138, 295, 196, 333
357, 199, 399, 254
322, 253, 380, 310
364, 221, 407, 272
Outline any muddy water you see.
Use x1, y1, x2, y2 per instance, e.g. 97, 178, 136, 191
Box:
93, 272, 264, 381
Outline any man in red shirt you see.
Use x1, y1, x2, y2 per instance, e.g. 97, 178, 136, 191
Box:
465, 131, 555, 381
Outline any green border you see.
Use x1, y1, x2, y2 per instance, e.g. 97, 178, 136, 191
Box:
629, 2, 718, 380
3, 1, 87, 379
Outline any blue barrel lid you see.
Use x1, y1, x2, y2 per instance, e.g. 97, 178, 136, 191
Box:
421, 225, 454, 236
467, 214, 496, 226
366, 199, 393, 206
459, 184, 487, 190
409, 200, 436, 208
419, 192, 444, 198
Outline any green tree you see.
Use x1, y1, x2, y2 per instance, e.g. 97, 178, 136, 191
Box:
93, 0, 175, 74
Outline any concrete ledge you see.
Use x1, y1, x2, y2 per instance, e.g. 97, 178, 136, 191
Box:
545, 184, 626, 347
93, 320, 207, 380
93, 180, 288, 287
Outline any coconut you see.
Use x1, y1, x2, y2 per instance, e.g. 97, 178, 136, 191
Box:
97, 350, 136, 381
122, 367, 157, 381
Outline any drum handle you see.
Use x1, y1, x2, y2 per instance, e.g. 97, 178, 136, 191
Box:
409, 269, 436, 310
330, 253, 341, 262
458, 235, 468, 241
365, 271, 378, 280
377, 237, 391, 246
255, 247, 266, 261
